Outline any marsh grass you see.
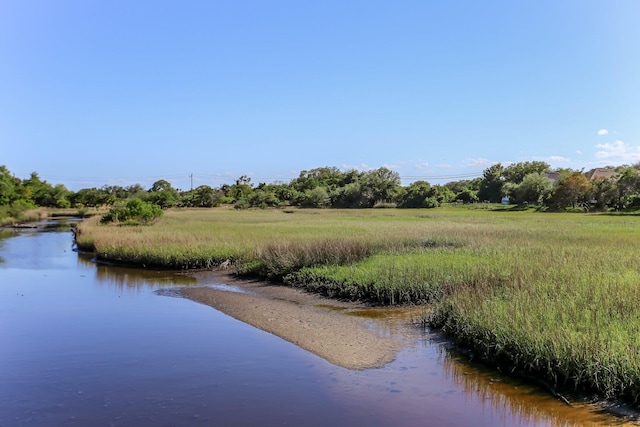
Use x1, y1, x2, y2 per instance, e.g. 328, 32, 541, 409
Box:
76, 208, 459, 270
77, 206, 640, 402
0, 207, 47, 226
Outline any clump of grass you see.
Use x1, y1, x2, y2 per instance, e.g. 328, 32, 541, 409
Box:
409, 307, 432, 329
249, 235, 456, 279
284, 248, 507, 304
249, 238, 376, 278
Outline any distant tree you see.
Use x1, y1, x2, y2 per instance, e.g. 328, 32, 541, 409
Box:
510, 172, 554, 205
125, 184, 146, 199
454, 188, 479, 203
291, 167, 350, 192
251, 182, 293, 207
445, 178, 481, 195
23, 172, 57, 207
248, 188, 281, 208
52, 184, 72, 208
501, 181, 518, 202
0, 165, 21, 205
549, 172, 592, 210
270, 183, 295, 205
147, 190, 178, 209
398, 181, 433, 208
100, 185, 130, 203
503, 161, 550, 184
298, 187, 330, 208
445, 178, 481, 203
330, 183, 366, 208
554, 168, 577, 181
612, 167, 640, 210
591, 177, 618, 211
191, 185, 222, 207
72, 187, 105, 207
478, 164, 505, 203
228, 176, 253, 202
147, 179, 179, 208
361, 167, 401, 207
432, 185, 456, 204
149, 179, 173, 192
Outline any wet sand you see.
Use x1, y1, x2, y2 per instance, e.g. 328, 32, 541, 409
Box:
179, 272, 405, 370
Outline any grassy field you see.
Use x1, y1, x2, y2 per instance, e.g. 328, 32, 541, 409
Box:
76, 205, 640, 402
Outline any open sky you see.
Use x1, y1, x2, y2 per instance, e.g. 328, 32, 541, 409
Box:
1, 1, 639, 191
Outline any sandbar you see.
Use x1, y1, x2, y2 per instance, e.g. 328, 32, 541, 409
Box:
179, 272, 409, 370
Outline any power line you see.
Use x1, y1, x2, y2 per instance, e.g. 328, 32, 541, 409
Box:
19, 170, 485, 190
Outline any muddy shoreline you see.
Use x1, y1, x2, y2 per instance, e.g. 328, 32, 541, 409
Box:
179, 271, 413, 370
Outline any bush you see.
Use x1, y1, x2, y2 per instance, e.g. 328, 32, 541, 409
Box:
8, 200, 34, 219
424, 197, 440, 208
623, 194, 640, 210
101, 198, 163, 224
233, 199, 250, 210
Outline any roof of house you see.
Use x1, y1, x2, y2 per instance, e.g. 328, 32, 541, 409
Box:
585, 168, 617, 181
545, 171, 561, 181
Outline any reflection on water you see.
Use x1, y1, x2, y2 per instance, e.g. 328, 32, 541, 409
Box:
437, 339, 635, 426
334, 314, 638, 427
0, 229, 17, 264
0, 229, 17, 240
0, 227, 637, 426
89, 261, 197, 290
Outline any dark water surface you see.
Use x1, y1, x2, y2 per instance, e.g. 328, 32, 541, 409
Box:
0, 227, 635, 426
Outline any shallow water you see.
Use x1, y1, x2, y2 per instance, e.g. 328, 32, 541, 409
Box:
0, 227, 636, 426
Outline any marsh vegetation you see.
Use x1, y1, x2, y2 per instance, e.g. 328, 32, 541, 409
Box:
76, 206, 640, 405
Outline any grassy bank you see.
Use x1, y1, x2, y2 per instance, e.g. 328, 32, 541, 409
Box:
76, 206, 640, 403
0, 207, 100, 227
0, 207, 46, 226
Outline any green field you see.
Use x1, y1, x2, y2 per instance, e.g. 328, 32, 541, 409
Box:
76, 206, 640, 403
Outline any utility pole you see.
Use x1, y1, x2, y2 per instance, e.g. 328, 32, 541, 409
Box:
189, 173, 194, 207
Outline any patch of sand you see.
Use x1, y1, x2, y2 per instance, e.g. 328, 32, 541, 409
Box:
179, 272, 404, 370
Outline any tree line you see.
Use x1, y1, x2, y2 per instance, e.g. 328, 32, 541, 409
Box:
3, 161, 640, 221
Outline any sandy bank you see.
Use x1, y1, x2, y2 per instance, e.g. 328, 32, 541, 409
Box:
179, 272, 408, 370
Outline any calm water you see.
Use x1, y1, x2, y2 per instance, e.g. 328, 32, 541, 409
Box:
0, 226, 635, 426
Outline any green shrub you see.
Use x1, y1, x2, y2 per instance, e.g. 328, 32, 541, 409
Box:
101, 198, 163, 224
233, 199, 250, 210
424, 197, 440, 208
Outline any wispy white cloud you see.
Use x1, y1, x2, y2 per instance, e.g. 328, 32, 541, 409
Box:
385, 162, 413, 170
595, 140, 640, 161
436, 164, 452, 169
546, 156, 570, 163
576, 150, 582, 155
464, 158, 495, 168
597, 129, 609, 136
341, 163, 371, 171
357, 160, 432, 171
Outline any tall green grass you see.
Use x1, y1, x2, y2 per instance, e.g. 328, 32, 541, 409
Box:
76, 206, 640, 402
429, 246, 640, 401
284, 247, 507, 304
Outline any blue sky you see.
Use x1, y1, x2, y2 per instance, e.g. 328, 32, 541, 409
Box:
1, 0, 638, 191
